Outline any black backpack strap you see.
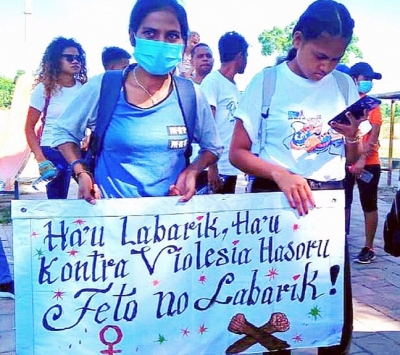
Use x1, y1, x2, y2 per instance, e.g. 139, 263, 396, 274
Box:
173, 76, 197, 165
85, 68, 124, 173
93, 69, 124, 156
89, 69, 196, 171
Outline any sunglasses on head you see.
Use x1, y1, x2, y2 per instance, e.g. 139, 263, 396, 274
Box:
61, 54, 82, 63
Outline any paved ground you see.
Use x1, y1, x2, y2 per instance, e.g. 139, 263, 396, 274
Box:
1, 168, 400, 354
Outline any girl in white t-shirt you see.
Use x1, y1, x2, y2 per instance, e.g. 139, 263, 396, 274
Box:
25, 36, 87, 199
231, 1, 364, 354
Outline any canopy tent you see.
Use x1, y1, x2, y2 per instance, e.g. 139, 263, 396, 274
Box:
373, 91, 400, 186
374, 92, 400, 100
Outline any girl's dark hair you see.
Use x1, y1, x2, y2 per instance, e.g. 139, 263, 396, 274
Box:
286, 0, 354, 60
286, 48, 297, 61
294, 0, 354, 40
36, 36, 87, 97
129, 0, 189, 45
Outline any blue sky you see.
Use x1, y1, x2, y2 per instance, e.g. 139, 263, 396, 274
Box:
1, 0, 399, 93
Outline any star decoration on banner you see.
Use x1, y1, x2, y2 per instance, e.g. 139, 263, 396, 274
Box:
68, 249, 78, 257
30, 231, 39, 238
152, 279, 160, 287
53, 289, 65, 300
308, 305, 322, 321
266, 268, 278, 280
34, 248, 45, 259
293, 223, 300, 231
293, 334, 303, 342
73, 218, 86, 225
155, 334, 167, 344
181, 328, 190, 337
199, 275, 206, 284
198, 324, 208, 335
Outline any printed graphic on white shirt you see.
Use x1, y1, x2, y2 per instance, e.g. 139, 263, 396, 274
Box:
283, 111, 343, 155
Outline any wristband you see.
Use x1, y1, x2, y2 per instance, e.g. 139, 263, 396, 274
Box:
70, 158, 87, 171
345, 136, 359, 144
75, 170, 94, 181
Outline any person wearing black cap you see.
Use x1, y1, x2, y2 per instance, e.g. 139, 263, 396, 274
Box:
349, 62, 382, 93
345, 62, 382, 264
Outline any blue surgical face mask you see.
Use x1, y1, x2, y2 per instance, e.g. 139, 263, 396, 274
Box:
133, 37, 184, 75
358, 80, 373, 94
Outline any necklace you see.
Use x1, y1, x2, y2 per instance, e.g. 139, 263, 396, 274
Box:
132, 67, 156, 105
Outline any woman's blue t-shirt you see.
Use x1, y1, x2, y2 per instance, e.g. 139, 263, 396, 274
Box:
96, 88, 188, 198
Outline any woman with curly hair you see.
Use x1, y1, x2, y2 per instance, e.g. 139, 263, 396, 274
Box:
25, 36, 87, 199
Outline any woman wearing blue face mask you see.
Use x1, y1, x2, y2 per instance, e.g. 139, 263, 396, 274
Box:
53, 0, 222, 203
344, 62, 383, 264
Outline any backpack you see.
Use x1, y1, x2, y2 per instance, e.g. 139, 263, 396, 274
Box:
255, 66, 351, 155
383, 190, 400, 257
87, 65, 197, 173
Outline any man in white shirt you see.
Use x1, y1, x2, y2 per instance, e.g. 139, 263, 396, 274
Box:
190, 43, 214, 85
201, 31, 248, 193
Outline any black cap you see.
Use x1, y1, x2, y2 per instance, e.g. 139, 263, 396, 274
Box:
349, 62, 382, 80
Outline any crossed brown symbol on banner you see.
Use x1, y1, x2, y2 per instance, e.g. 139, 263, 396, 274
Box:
226, 312, 291, 354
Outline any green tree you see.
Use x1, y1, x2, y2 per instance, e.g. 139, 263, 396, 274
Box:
258, 21, 296, 57
258, 21, 363, 63
14, 69, 25, 84
0, 76, 15, 109
340, 36, 363, 63
381, 102, 400, 123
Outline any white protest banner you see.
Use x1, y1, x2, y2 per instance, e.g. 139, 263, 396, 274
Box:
12, 191, 344, 354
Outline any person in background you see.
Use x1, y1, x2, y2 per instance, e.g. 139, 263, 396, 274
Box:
78, 46, 131, 151
25, 36, 87, 199
336, 63, 350, 75
101, 46, 131, 70
201, 31, 248, 194
53, 0, 222, 203
345, 61, 383, 264
230, 1, 364, 354
188, 43, 214, 193
190, 43, 214, 85
0, 239, 13, 299
177, 31, 200, 78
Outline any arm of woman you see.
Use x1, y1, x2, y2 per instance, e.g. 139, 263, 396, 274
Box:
25, 107, 46, 162
53, 74, 103, 150
331, 111, 367, 164
350, 123, 380, 176
364, 123, 381, 154
54, 74, 104, 203
230, 119, 314, 216
170, 85, 222, 201
172, 150, 218, 201
57, 142, 100, 204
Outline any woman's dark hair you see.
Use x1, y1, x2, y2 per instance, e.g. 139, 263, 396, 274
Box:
36, 36, 87, 97
286, 0, 354, 60
286, 48, 297, 61
218, 31, 248, 63
295, 0, 354, 40
129, 0, 189, 46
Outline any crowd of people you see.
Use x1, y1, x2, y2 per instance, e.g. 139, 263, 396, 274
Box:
0, 0, 387, 353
